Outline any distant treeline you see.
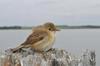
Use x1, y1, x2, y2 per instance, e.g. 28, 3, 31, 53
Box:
0, 26, 33, 29
0, 26, 22, 29
57, 25, 100, 29
0, 25, 100, 29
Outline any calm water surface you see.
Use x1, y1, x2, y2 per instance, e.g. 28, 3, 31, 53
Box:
0, 29, 99, 66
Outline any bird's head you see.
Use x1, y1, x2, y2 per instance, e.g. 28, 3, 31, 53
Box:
43, 22, 60, 32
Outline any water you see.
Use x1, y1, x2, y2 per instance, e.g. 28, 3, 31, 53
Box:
0, 29, 99, 66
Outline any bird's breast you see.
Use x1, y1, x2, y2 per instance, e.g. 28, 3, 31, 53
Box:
44, 31, 55, 51
32, 31, 55, 51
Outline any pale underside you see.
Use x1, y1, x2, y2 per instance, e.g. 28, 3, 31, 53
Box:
32, 31, 55, 51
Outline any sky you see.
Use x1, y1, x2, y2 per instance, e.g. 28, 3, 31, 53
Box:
0, 0, 100, 26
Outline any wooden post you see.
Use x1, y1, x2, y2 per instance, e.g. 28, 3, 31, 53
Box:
0, 48, 96, 66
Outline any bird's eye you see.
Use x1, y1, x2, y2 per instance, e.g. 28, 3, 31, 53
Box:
49, 28, 52, 30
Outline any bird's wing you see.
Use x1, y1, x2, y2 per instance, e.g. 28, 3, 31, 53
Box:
12, 29, 48, 53
21, 29, 48, 46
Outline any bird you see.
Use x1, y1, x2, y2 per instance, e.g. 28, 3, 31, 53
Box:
12, 22, 60, 53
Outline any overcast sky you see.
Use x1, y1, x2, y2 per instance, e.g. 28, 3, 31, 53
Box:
0, 0, 100, 26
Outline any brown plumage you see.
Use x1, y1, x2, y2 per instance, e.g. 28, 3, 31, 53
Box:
12, 22, 60, 53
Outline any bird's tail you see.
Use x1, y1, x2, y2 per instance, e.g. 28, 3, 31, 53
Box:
11, 44, 31, 53
11, 45, 24, 53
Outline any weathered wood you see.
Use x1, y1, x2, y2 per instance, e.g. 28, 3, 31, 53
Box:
0, 48, 96, 66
